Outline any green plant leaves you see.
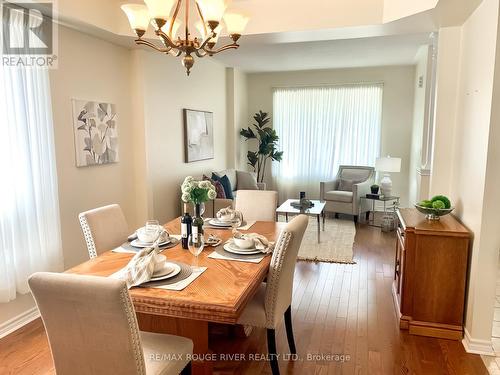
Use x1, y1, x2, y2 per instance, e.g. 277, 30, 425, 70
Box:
241, 110, 283, 182
271, 150, 283, 161
247, 151, 258, 170
240, 127, 256, 139
253, 110, 270, 128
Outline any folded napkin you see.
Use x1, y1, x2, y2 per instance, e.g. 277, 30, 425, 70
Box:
232, 231, 275, 254
111, 229, 166, 288
238, 220, 256, 231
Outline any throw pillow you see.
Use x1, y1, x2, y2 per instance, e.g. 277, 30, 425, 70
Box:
214, 169, 237, 192
211, 173, 234, 199
236, 170, 259, 190
203, 175, 226, 199
338, 179, 355, 192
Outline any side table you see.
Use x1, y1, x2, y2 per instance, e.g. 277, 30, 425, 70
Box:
361, 195, 400, 228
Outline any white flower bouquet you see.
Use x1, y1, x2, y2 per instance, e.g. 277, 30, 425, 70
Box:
181, 176, 217, 204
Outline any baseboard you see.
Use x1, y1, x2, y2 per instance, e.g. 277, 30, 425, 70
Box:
0, 306, 40, 339
462, 328, 495, 356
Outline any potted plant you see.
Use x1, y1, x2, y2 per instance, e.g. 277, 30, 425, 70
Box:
371, 184, 380, 194
240, 110, 283, 183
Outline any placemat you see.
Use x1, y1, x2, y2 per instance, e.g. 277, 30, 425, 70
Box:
141, 262, 207, 291
208, 246, 267, 263
139, 260, 192, 287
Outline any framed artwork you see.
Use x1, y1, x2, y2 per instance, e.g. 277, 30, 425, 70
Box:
183, 108, 214, 163
71, 99, 119, 167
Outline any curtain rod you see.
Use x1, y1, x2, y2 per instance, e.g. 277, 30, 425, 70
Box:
271, 81, 384, 90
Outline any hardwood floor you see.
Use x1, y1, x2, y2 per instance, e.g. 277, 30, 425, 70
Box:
0, 221, 488, 375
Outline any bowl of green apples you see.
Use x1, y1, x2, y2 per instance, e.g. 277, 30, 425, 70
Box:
415, 195, 454, 220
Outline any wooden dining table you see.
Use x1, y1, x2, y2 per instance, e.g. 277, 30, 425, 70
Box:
66, 218, 285, 375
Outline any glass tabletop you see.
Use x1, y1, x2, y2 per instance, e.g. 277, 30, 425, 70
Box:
361, 195, 399, 201
276, 199, 326, 215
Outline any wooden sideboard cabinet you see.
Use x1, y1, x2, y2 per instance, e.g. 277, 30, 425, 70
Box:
393, 208, 471, 340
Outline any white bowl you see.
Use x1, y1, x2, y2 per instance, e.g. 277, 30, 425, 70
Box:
233, 236, 254, 249
217, 214, 234, 222
137, 227, 160, 243
153, 254, 166, 273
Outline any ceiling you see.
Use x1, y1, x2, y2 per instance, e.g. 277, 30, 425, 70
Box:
212, 33, 433, 72
36, 0, 482, 73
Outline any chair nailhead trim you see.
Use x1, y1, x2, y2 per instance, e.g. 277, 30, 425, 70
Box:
120, 286, 146, 375
265, 230, 293, 329
78, 214, 97, 259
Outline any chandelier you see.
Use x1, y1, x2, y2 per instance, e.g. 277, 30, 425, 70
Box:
121, 0, 249, 75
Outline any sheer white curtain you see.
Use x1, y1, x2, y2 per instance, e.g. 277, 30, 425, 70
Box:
272, 84, 382, 201
0, 9, 63, 302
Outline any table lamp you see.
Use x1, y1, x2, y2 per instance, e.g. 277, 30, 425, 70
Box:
375, 156, 401, 197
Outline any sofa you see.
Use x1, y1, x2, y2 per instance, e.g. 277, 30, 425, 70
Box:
181, 169, 266, 218
319, 165, 375, 223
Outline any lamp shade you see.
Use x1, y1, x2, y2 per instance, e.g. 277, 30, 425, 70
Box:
121, 4, 150, 32
144, 0, 176, 21
223, 10, 249, 35
196, 0, 229, 23
375, 156, 401, 173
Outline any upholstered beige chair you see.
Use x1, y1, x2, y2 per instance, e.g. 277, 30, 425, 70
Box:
320, 165, 375, 223
234, 190, 278, 222
79, 204, 129, 258
237, 215, 309, 375
29, 272, 193, 375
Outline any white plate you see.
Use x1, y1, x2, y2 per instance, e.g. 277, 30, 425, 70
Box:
208, 219, 233, 227
131, 238, 171, 248
223, 243, 262, 255
153, 262, 175, 277
227, 239, 257, 251
149, 263, 181, 281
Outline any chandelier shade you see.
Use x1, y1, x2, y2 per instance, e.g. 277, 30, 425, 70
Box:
121, 0, 249, 75
223, 11, 249, 35
195, 0, 228, 23
121, 4, 150, 33
144, 0, 177, 21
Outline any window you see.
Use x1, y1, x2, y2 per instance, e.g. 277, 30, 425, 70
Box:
0, 10, 63, 302
272, 84, 383, 200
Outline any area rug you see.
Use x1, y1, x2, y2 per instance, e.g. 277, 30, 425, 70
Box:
296, 216, 356, 264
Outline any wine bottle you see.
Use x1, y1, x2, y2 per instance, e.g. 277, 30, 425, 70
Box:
181, 212, 192, 249
192, 204, 204, 242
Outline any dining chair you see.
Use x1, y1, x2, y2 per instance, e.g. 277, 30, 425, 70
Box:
29, 272, 193, 375
79, 203, 129, 258
237, 214, 309, 375
234, 190, 278, 222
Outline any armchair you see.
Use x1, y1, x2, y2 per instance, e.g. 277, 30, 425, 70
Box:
320, 165, 375, 223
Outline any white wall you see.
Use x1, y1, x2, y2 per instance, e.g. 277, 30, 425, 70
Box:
49, 26, 138, 269
134, 50, 229, 224
226, 68, 249, 170
246, 66, 415, 207
408, 45, 430, 205
432, 0, 500, 346
430, 27, 461, 196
